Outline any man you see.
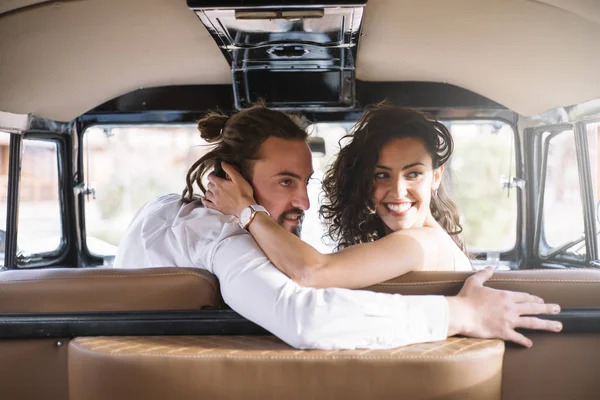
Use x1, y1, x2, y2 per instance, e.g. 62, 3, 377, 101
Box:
115, 105, 561, 350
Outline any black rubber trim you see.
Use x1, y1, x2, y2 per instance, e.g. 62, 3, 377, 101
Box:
534, 308, 600, 333
0, 310, 268, 339
1, 308, 599, 339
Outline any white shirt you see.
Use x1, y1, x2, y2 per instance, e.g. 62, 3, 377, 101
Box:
114, 194, 450, 350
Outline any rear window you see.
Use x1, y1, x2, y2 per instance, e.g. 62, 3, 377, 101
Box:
83, 125, 207, 259
83, 119, 518, 261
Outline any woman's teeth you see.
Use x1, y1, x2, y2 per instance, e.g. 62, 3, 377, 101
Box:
386, 203, 412, 213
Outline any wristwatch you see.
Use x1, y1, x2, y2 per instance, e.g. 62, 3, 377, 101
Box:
239, 205, 270, 230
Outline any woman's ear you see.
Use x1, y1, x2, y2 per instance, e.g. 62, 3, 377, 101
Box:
432, 164, 444, 190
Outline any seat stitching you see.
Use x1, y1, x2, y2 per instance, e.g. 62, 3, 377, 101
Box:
70, 341, 503, 361
420, 337, 467, 355
452, 339, 495, 355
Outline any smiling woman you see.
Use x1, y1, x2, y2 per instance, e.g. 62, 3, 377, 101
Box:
321, 104, 465, 257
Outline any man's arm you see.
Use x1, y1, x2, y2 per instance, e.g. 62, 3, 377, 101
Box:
208, 229, 562, 350
210, 232, 449, 349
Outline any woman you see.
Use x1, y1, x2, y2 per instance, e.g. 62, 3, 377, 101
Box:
320, 104, 471, 268
204, 104, 472, 289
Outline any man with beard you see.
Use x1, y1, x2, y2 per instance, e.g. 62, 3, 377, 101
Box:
114, 105, 561, 350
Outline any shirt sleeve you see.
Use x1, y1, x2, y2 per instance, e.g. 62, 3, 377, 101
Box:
208, 226, 450, 350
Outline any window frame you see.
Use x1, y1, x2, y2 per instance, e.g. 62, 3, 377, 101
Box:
77, 115, 523, 265
3, 132, 23, 269
3, 131, 73, 269
530, 122, 599, 267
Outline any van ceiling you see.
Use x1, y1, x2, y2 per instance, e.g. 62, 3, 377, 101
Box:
0, 0, 599, 121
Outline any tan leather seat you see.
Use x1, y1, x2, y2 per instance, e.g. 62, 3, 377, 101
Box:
68, 335, 504, 400
0, 267, 224, 312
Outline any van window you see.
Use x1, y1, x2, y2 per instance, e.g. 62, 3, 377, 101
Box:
306, 120, 518, 255
84, 120, 518, 259
83, 125, 207, 258
447, 121, 518, 253
17, 139, 62, 257
540, 129, 585, 258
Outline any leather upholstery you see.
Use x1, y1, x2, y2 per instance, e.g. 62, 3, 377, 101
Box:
2, 267, 598, 314
0, 267, 223, 313
68, 335, 504, 400
0, 338, 70, 400
503, 333, 600, 400
367, 269, 600, 306
2, 267, 600, 400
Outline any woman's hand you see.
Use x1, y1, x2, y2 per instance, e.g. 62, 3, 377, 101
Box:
202, 162, 256, 217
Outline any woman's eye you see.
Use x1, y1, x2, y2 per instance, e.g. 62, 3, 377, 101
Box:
407, 171, 422, 179
374, 172, 388, 180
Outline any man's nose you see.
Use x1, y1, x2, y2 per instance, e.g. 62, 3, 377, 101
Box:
292, 186, 310, 210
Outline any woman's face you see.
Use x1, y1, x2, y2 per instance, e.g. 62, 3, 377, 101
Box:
372, 137, 443, 234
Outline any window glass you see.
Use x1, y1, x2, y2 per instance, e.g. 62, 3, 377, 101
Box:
541, 130, 584, 256
18, 139, 62, 256
586, 122, 600, 256
302, 123, 353, 253
85, 121, 518, 258
0, 131, 9, 266
448, 121, 518, 252
304, 120, 517, 254
84, 125, 207, 257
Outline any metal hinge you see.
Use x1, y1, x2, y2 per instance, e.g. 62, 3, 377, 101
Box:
74, 182, 96, 199
501, 176, 526, 190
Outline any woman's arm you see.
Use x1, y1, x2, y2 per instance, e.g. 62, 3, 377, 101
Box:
204, 163, 455, 289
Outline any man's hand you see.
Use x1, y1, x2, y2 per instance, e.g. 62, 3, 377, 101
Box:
203, 162, 255, 217
446, 267, 562, 347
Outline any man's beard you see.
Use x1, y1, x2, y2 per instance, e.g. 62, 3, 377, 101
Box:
277, 208, 305, 237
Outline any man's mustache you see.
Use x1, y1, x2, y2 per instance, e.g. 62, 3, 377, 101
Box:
278, 208, 305, 224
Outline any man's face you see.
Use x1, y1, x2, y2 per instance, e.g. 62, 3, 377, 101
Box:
250, 137, 313, 237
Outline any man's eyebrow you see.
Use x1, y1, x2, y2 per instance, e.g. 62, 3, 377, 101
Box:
375, 162, 425, 170
273, 171, 315, 180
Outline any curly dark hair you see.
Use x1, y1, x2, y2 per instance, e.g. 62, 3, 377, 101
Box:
182, 104, 307, 203
319, 103, 466, 253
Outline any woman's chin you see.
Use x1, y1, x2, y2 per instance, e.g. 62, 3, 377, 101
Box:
382, 219, 415, 233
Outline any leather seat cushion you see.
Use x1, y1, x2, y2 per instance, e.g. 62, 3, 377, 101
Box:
68, 335, 504, 400
0, 267, 223, 312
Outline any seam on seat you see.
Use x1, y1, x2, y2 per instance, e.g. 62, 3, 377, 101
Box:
69, 341, 503, 361
0, 271, 218, 294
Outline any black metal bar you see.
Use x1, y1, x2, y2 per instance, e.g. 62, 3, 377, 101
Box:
533, 308, 600, 333
574, 123, 598, 262
0, 310, 268, 338
523, 127, 538, 268
85, 83, 505, 116
4, 134, 22, 269
0, 308, 596, 339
